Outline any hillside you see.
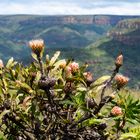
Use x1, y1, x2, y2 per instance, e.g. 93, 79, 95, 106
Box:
85, 19, 140, 88
0, 15, 140, 88
0, 15, 139, 61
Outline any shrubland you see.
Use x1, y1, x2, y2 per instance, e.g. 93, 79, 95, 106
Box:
0, 39, 140, 140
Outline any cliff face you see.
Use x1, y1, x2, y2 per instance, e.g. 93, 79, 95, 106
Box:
109, 34, 140, 45
107, 19, 140, 45
17, 15, 140, 26
117, 19, 140, 29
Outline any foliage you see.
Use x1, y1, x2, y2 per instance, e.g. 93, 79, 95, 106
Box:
120, 125, 140, 140
0, 40, 140, 140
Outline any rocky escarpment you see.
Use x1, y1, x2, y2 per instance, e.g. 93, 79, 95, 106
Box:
117, 19, 140, 29
17, 15, 140, 26
107, 18, 140, 45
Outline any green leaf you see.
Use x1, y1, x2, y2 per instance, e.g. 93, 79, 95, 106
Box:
126, 118, 138, 125
74, 92, 85, 106
74, 108, 85, 120
120, 132, 137, 140
49, 51, 60, 66
0, 131, 6, 140
0, 110, 10, 123
6, 57, 17, 69
82, 118, 103, 127
34, 71, 41, 83
53, 59, 66, 70
40, 47, 44, 58
77, 87, 87, 92
60, 100, 75, 106
31, 53, 38, 62
91, 75, 111, 88
6, 57, 14, 68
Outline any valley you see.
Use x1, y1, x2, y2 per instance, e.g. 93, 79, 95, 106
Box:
0, 15, 140, 88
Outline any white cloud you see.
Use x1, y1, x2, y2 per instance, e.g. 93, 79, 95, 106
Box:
0, 0, 140, 15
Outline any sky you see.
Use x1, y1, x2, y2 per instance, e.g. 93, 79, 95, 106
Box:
0, 0, 140, 15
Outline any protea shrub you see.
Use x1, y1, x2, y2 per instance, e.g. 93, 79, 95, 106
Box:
0, 39, 140, 140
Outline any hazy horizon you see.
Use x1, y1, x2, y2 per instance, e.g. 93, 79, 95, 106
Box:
0, 14, 139, 17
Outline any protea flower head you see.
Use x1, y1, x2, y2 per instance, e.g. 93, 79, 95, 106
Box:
59, 60, 66, 69
83, 72, 93, 86
83, 72, 93, 82
115, 74, 129, 88
69, 62, 79, 73
29, 39, 44, 56
38, 77, 56, 90
65, 66, 72, 78
63, 82, 76, 94
115, 52, 123, 67
111, 106, 123, 116
0, 59, 4, 68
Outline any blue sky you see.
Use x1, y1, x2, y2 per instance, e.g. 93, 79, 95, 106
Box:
0, 0, 140, 15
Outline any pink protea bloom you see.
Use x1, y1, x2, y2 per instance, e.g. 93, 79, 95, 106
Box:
115, 53, 123, 67
0, 59, 4, 68
65, 66, 72, 78
111, 106, 123, 116
69, 62, 79, 73
115, 74, 129, 88
29, 39, 44, 55
83, 72, 93, 82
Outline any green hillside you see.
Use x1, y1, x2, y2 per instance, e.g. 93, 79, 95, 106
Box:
0, 15, 114, 62
84, 19, 140, 88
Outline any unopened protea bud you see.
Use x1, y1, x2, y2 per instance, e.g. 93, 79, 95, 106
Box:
83, 72, 93, 86
115, 74, 129, 89
38, 77, 56, 90
29, 39, 44, 56
115, 53, 123, 68
59, 60, 66, 69
65, 66, 72, 78
111, 106, 123, 116
63, 82, 76, 94
69, 62, 79, 73
0, 59, 4, 68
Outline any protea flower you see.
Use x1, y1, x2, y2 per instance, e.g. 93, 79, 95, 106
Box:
63, 82, 76, 94
65, 66, 72, 78
83, 72, 93, 81
29, 39, 44, 56
115, 74, 129, 89
83, 72, 93, 86
0, 59, 4, 68
115, 53, 123, 67
59, 60, 66, 69
111, 106, 123, 116
69, 62, 79, 73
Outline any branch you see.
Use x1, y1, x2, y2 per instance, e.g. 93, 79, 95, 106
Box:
69, 66, 120, 129
37, 55, 45, 77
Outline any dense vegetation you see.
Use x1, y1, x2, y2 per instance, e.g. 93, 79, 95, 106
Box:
0, 39, 140, 139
